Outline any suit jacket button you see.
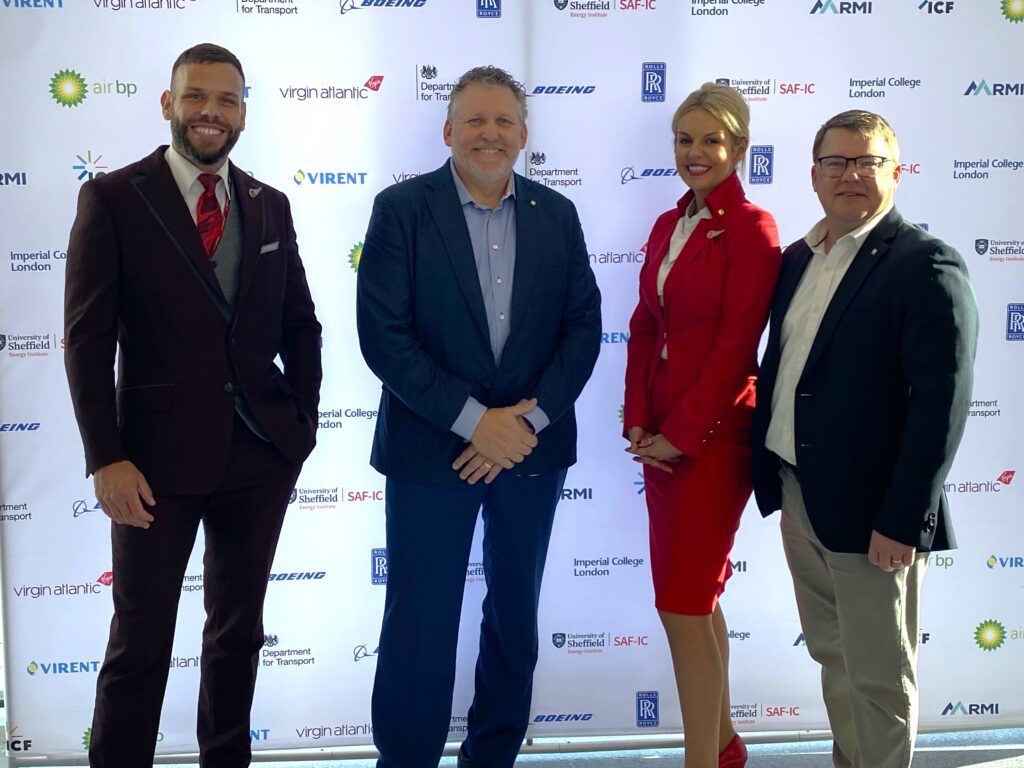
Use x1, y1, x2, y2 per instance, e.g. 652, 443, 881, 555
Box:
483, 380, 492, 389
224, 382, 234, 393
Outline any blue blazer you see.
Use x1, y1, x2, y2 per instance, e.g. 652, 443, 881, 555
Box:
750, 208, 978, 553
356, 162, 601, 484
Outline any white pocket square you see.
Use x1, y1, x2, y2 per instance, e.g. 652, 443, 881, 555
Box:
260, 241, 280, 254
707, 230, 725, 239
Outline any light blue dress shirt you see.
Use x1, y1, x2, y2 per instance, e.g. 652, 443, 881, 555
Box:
448, 159, 549, 440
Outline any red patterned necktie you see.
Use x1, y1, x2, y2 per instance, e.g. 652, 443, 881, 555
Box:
196, 173, 224, 258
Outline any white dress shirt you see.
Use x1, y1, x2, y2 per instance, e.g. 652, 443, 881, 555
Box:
656, 202, 712, 360
765, 204, 893, 465
164, 145, 231, 223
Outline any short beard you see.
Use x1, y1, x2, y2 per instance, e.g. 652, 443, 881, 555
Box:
171, 116, 240, 169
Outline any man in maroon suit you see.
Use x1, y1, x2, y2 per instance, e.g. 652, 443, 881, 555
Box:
64, 43, 322, 768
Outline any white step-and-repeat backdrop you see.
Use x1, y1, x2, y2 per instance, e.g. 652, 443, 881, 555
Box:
1, 0, 1022, 759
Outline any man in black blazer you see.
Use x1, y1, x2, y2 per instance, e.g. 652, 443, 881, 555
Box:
356, 66, 600, 768
65, 44, 321, 768
751, 110, 977, 768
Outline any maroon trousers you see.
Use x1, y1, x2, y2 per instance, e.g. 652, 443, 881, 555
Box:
89, 416, 299, 768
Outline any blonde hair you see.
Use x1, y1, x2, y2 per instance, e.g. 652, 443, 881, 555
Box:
671, 82, 750, 146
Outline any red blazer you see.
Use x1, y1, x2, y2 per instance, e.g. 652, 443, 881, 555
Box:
64, 147, 322, 494
623, 172, 781, 458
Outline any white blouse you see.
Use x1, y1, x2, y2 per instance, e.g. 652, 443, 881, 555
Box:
656, 202, 711, 360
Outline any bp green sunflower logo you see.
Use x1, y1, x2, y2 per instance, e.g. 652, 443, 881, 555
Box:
82, 727, 92, 750
348, 241, 363, 272
50, 69, 88, 107
974, 619, 1006, 651
1003, 0, 1024, 22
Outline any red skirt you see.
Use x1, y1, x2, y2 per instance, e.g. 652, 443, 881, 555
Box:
642, 361, 753, 615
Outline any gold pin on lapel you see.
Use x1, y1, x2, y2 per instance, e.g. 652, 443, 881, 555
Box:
530, 199, 536, 206
871, 248, 878, 255
249, 187, 262, 198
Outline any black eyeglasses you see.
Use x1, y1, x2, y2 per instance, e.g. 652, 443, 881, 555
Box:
815, 155, 892, 178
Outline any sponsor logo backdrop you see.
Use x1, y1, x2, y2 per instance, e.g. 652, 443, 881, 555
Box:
1, 0, 1021, 757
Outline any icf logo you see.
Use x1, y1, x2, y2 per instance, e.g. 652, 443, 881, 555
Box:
749, 145, 774, 185
5, 726, 32, 753
476, 0, 500, 17
641, 62, 666, 103
917, 0, 953, 12
810, 0, 872, 12
371, 547, 388, 585
73, 151, 108, 182
636, 690, 659, 727
1007, 304, 1024, 340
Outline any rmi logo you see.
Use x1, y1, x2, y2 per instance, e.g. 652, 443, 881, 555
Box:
964, 80, 1023, 96
941, 701, 999, 715
810, 0, 872, 12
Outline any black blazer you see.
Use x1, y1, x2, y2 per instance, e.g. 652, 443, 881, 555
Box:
65, 147, 322, 494
751, 208, 978, 553
356, 162, 601, 484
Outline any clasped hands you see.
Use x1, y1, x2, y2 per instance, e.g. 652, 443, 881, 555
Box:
625, 426, 682, 474
452, 399, 538, 485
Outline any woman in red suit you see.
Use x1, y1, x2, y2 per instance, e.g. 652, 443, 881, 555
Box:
624, 83, 781, 768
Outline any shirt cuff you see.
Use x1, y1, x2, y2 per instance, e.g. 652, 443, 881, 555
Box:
451, 397, 487, 441
522, 406, 550, 434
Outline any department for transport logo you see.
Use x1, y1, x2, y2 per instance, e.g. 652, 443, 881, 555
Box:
50, 69, 87, 107
641, 62, 666, 103
974, 619, 1006, 651
526, 150, 582, 188
476, 0, 500, 16
636, 691, 659, 727
1007, 304, 1024, 340
1003, 0, 1024, 22
749, 145, 774, 184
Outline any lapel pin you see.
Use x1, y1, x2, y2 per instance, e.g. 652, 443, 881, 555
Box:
871, 248, 878, 255
717, 208, 725, 216
530, 199, 536, 206
249, 187, 262, 198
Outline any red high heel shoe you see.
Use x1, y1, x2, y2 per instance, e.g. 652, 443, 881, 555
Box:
718, 733, 748, 768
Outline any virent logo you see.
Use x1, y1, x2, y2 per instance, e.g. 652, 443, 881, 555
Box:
293, 170, 367, 186
942, 701, 1000, 716
602, 331, 629, 343
533, 712, 593, 723
636, 690, 659, 727
26, 660, 100, 675
810, 0, 871, 12
371, 548, 388, 585
2, 0, 62, 7
531, 84, 596, 95
267, 571, 326, 582
965, 80, 1024, 96
987, 554, 1024, 568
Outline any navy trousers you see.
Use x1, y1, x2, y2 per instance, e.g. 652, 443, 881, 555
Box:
372, 469, 567, 768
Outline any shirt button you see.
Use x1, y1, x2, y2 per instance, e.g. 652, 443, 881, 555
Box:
496, 277, 503, 284
499, 313, 506, 320
491, 243, 499, 251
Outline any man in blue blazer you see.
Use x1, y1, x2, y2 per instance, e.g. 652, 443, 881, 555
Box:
751, 111, 978, 768
356, 66, 601, 768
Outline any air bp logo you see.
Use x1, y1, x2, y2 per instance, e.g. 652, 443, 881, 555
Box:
975, 619, 1006, 651
349, 242, 363, 272
50, 69, 88, 107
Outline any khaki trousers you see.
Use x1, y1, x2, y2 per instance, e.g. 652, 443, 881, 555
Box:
780, 466, 927, 768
